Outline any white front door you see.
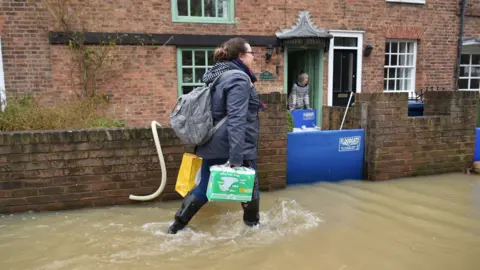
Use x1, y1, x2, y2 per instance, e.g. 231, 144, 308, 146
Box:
327, 30, 364, 106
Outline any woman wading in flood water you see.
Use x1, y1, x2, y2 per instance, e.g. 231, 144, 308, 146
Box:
168, 37, 263, 234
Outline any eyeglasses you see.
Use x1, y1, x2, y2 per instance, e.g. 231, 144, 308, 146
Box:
245, 51, 255, 56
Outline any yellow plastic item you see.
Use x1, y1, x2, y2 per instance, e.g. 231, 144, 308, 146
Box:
175, 153, 202, 197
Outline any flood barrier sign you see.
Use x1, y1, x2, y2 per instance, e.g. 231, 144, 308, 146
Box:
338, 136, 361, 152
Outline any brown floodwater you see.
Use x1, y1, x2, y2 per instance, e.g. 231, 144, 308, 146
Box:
1, 173, 480, 270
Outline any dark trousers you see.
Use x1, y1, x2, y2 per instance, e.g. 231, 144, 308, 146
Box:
168, 158, 261, 233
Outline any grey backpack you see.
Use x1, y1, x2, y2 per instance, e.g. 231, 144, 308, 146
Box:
170, 69, 252, 146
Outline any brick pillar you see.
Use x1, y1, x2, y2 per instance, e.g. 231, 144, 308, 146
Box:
257, 92, 288, 191
355, 93, 409, 180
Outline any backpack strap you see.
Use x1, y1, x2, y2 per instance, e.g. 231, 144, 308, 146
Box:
210, 69, 252, 133
213, 116, 228, 133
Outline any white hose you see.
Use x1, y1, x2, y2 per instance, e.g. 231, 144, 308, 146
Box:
129, 121, 167, 201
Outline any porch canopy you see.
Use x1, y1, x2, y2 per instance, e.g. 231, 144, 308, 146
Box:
276, 11, 333, 51
463, 37, 480, 46
462, 37, 480, 55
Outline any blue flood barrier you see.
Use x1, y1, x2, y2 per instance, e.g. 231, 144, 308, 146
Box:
290, 109, 317, 128
287, 129, 365, 185
475, 128, 480, 162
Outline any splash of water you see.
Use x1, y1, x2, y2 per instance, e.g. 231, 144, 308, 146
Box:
132, 199, 323, 260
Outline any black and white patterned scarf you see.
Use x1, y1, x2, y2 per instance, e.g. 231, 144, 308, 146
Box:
202, 61, 237, 85
203, 60, 258, 85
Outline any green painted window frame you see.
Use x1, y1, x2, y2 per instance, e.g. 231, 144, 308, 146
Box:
171, 0, 235, 24
176, 47, 215, 97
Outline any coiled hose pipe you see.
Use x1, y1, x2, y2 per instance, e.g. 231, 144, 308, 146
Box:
129, 121, 167, 201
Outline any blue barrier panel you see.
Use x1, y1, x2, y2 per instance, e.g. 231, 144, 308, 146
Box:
290, 109, 317, 128
287, 129, 364, 185
475, 128, 480, 162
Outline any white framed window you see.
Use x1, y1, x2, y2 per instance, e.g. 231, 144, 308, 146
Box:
386, 0, 425, 4
459, 53, 480, 91
384, 40, 417, 97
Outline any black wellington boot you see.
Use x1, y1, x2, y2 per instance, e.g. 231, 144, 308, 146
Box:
167, 192, 206, 234
241, 198, 260, 227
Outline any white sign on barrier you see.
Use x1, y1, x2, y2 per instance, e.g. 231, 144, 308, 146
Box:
302, 111, 315, 120
338, 136, 361, 152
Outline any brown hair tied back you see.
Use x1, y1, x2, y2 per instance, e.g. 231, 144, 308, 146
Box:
213, 37, 248, 62
214, 47, 229, 62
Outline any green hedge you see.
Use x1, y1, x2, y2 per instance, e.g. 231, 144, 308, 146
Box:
0, 94, 126, 131
287, 111, 293, 132
478, 104, 480, 127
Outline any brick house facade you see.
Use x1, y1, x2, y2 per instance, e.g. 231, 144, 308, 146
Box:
462, 1, 480, 93
0, 0, 479, 126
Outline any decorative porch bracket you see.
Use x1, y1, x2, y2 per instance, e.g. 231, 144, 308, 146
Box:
276, 11, 333, 52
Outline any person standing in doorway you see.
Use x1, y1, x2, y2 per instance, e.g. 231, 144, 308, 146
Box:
288, 72, 311, 111
167, 37, 262, 234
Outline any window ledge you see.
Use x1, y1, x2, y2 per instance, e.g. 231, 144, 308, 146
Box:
386, 0, 425, 4
172, 17, 235, 24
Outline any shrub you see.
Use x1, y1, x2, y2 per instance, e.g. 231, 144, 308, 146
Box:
287, 111, 293, 132
0, 94, 126, 132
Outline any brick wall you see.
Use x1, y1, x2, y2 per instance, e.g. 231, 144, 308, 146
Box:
321, 106, 359, 130
0, 92, 287, 214
257, 92, 288, 190
466, 0, 480, 17
0, 1, 53, 99
465, 17, 480, 39
1, 0, 466, 126
465, 0, 480, 39
356, 91, 479, 181
316, 0, 460, 99
48, 44, 284, 126
49, 45, 180, 126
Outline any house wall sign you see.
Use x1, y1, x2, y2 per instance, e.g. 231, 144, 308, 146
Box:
259, 71, 275, 81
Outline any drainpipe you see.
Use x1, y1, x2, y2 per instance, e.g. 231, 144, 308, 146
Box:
456, 0, 467, 88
